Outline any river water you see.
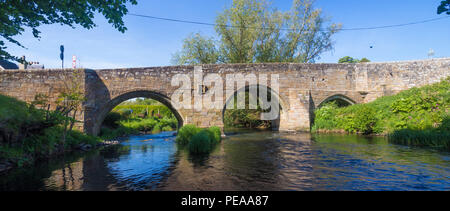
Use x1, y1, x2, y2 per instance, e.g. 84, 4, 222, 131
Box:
0, 131, 449, 191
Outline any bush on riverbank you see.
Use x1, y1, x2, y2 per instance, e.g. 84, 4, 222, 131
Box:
113, 105, 175, 119
100, 113, 177, 140
388, 117, 450, 151
312, 77, 449, 150
176, 124, 202, 145
0, 94, 101, 168
176, 125, 221, 154
223, 92, 272, 129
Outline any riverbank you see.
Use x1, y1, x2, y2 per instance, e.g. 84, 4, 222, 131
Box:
312, 77, 449, 151
0, 94, 117, 174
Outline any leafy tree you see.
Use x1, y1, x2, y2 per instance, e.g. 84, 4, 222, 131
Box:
173, 0, 341, 65
338, 56, 371, 63
0, 0, 137, 61
338, 56, 358, 63
57, 69, 86, 145
171, 33, 219, 65
438, 0, 450, 14
359, 58, 371, 63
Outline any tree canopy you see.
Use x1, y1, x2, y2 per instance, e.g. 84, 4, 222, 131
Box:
338, 56, 371, 63
0, 0, 137, 61
173, 0, 341, 65
438, 0, 450, 14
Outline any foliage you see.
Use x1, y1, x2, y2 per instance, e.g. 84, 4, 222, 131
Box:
207, 126, 222, 143
313, 77, 450, 136
176, 125, 202, 146
359, 58, 371, 63
338, 56, 371, 63
103, 112, 123, 129
113, 105, 175, 119
173, 0, 341, 65
388, 119, 450, 151
438, 0, 450, 15
100, 102, 179, 140
171, 33, 219, 65
311, 102, 339, 131
223, 91, 272, 129
99, 126, 137, 140
176, 125, 221, 155
343, 105, 378, 134
0, 0, 137, 61
188, 130, 217, 155
119, 98, 162, 106
0, 93, 101, 167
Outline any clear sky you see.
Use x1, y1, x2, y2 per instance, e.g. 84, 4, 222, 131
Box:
5, 0, 450, 69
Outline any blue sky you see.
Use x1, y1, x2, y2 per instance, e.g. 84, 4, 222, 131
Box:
5, 0, 450, 69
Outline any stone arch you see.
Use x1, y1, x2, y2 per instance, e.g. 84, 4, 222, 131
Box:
92, 90, 184, 136
317, 94, 356, 108
221, 84, 286, 131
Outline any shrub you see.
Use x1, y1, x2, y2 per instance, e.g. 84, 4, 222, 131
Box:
388, 129, 450, 151
152, 124, 161, 134
350, 105, 378, 134
103, 112, 123, 128
176, 124, 201, 145
188, 130, 215, 154
100, 126, 137, 140
207, 126, 222, 143
313, 77, 449, 136
312, 102, 339, 131
162, 126, 173, 132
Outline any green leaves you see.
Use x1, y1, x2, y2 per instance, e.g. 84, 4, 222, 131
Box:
338, 56, 371, 63
313, 77, 450, 135
0, 0, 137, 61
171, 33, 219, 65
173, 0, 341, 65
438, 0, 450, 15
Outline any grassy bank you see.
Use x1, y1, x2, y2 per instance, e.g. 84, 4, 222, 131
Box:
312, 77, 449, 150
99, 104, 178, 140
0, 94, 101, 170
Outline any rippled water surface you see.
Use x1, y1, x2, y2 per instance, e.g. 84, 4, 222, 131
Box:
1, 131, 449, 191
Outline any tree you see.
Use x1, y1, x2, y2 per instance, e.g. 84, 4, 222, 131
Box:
0, 0, 137, 61
173, 0, 341, 65
359, 58, 371, 63
56, 69, 86, 145
438, 0, 450, 14
171, 33, 219, 65
338, 56, 358, 63
338, 56, 371, 63
279, 0, 341, 63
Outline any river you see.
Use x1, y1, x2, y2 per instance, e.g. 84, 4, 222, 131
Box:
0, 131, 449, 191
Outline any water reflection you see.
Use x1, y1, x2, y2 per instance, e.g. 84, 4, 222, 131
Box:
0, 131, 449, 191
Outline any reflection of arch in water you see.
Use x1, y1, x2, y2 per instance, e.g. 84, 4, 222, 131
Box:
317, 94, 356, 108
222, 85, 286, 131
93, 90, 183, 136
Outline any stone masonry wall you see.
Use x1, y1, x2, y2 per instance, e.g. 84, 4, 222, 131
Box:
0, 58, 448, 135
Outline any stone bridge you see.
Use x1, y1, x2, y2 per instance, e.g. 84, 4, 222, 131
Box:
0, 58, 448, 135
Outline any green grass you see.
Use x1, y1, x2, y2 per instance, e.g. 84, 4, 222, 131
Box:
388, 117, 450, 151
175, 124, 202, 145
176, 125, 221, 155
100, 104, 178, 140
0, 94, 102, 169
113, 105, 175, 119
313, 77, 449, 134
312, 77, 450, 150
